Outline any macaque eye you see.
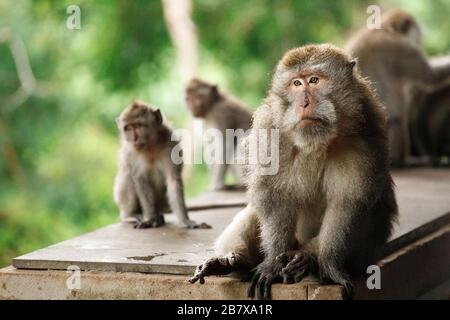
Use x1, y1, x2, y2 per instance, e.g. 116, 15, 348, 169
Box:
309, 76, 319, 84
292, 79, 302, 86
124, 125, 131, 131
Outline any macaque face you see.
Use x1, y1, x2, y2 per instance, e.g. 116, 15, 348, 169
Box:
123, 120, 150, 150
276, 67, 338, 146
185, 91, 208, 118
185, 81, 217, 118
118, 103, 163, 151
288, 73, 331, 129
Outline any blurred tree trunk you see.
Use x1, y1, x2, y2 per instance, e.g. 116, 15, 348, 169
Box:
162, 0, 199, 82
162, 0, 200, 182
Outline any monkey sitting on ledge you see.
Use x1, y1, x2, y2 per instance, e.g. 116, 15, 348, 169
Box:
189, 44, 398, 299
346, 9, 450, 167
185, 78, 253, 190
114, 100, 210, 229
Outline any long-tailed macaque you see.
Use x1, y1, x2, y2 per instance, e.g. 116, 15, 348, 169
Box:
346, 9, 450, 167
190, 45, 398, 300
114, 100, 210, 229
185, 78, 253, 190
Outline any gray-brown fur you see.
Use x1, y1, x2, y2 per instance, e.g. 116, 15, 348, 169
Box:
114, 100, 211, 229
185, 78, 253, 190
190, 44, 398, 300
346, 9, 450, 167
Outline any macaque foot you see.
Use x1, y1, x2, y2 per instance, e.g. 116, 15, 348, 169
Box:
247, 259, 284, 300
183, 220, 212, 229
189, 252, 242, 284
133, 215, 165, 229
276, 250, 318, 284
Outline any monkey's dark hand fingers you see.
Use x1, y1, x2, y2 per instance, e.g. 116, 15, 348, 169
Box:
188, 255, 236, 284
247, 262, 282, 300
189, 264, 206, 284
280, 250, 318, 284
274, 250, 298, 266
134, 215, 165, 229
197, 222, 212, 229
184, 220, 212, 229
247, 271, 276, 300
319, 266, 354, 300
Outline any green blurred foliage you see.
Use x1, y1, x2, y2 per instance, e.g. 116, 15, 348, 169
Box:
0, 0, 449, 267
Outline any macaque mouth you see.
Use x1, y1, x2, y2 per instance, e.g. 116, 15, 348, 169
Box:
300, 116, 327, 125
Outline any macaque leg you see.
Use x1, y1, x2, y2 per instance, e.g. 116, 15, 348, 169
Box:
189, 206, 262, 283
209, 163, 227, 191
209, 133, 236, 190
133, 175, 163, 229
114, 171, 142, 222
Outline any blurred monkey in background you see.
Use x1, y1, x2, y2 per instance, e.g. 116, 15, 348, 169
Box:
185, 78, 253, 190
346, 9, 450, 167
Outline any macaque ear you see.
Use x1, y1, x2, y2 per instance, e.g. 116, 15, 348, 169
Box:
349, 59, 357, 69
153, 109, 163, 124
399, 18, 412, 34
115, 117, 120, 126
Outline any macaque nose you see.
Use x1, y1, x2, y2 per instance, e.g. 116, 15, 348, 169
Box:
301, 95, 310, 109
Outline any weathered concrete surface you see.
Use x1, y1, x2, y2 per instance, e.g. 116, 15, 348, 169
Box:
2, 223, 448, 300
12, 168, 450, 275
13, 207, 242, 275
0, 265, 316, 300
186, 186, 246, 210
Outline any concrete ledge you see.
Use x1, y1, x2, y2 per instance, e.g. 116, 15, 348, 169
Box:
1, 223, 448, 300
354, 224, 450, 299
0, 266, 343, 300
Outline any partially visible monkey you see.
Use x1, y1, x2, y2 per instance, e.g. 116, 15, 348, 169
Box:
189, 44, 398, 300
346, 9, 450, 167
185, 78, 253, 190
114, 100, 211, 229
411, 80, 450, 165
410, 56, 450, 165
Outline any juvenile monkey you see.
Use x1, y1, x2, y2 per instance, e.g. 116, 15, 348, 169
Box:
190, 45, 398, 299
185, 78, 253, 190
346, 9, 450, 167
113, 100, 210, 229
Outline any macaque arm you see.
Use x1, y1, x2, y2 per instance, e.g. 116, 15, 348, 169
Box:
215, 206, 261, 266
395, 45, 450, 90
319, 155, 374, 294
165, 163, 191, 226
113, 167, 139, 221
132, 174, 157, 222
189, 206, 261, 284
209, 155, 227, 191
